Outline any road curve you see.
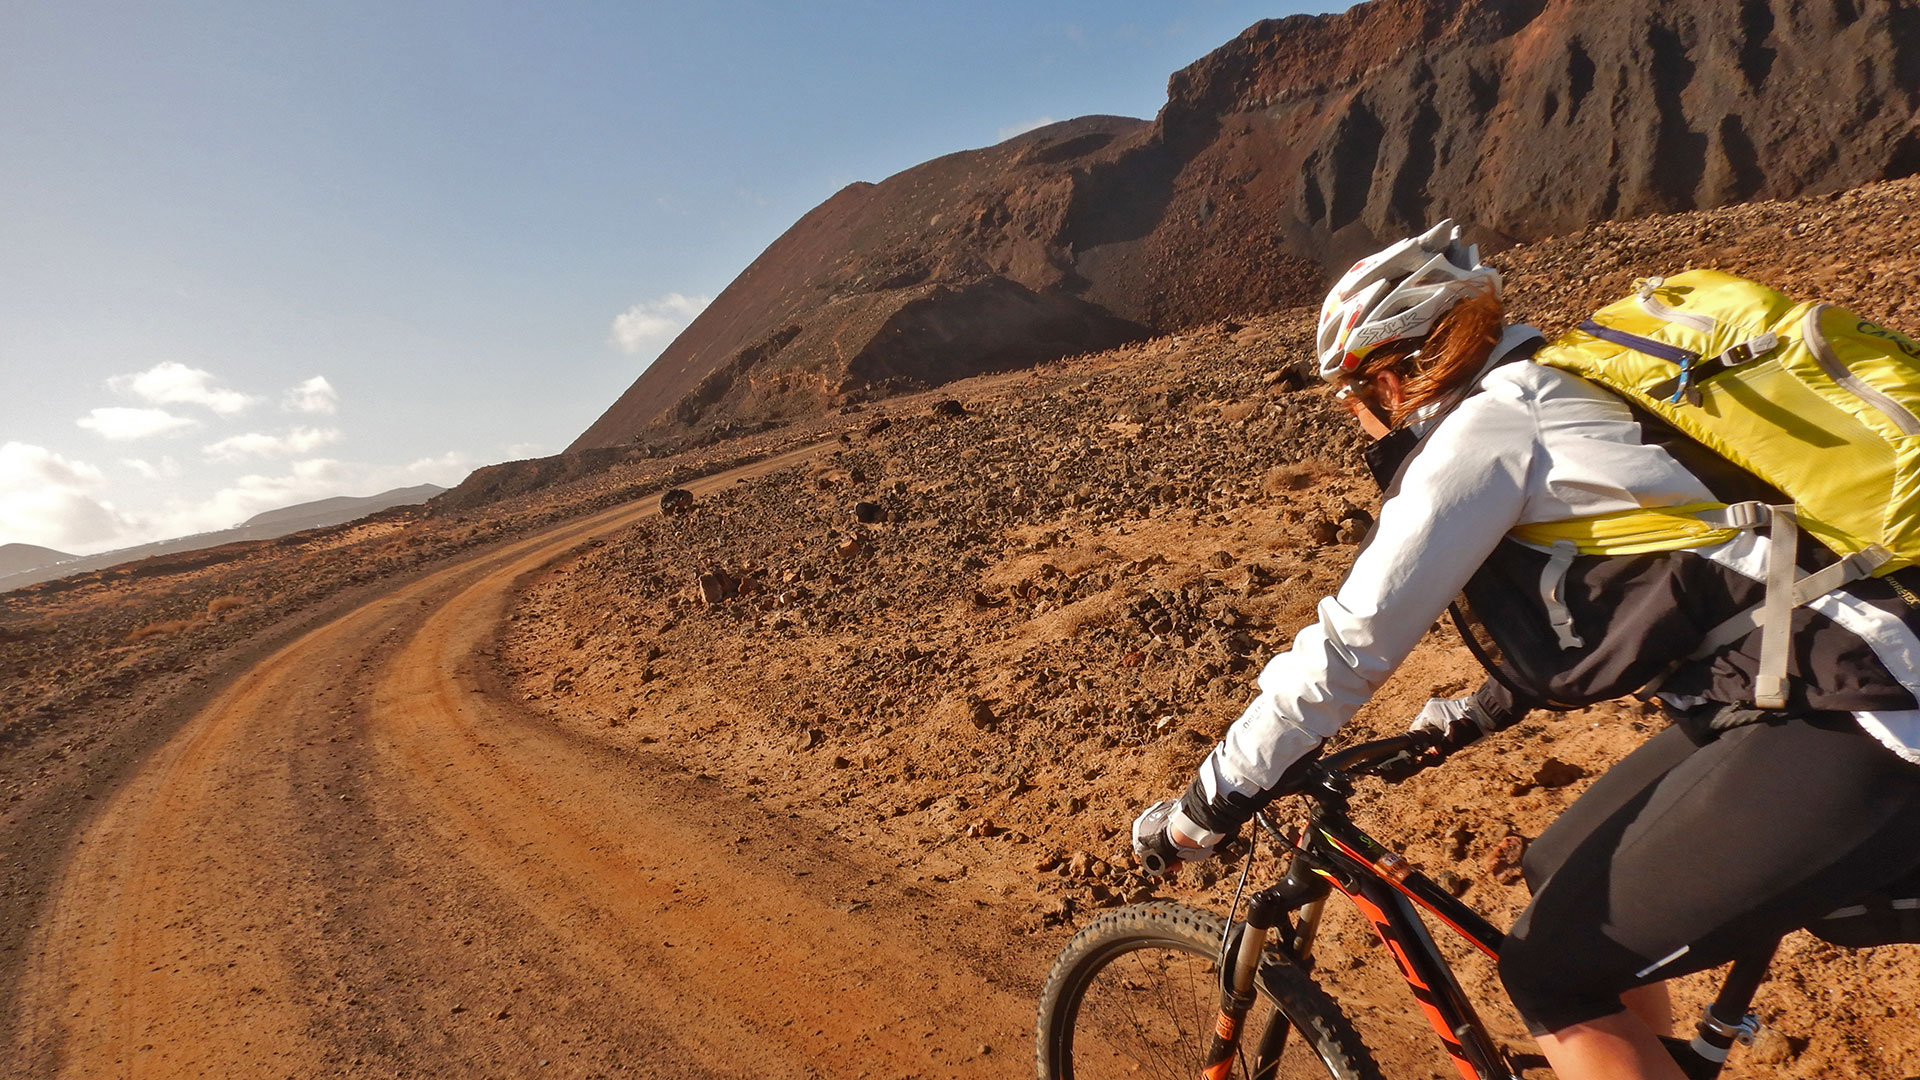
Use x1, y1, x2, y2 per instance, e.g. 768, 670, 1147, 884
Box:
11, 445, 1040, 1079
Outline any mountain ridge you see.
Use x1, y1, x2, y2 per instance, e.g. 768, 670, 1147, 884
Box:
0, 484, 446, 594
572, 0, 1920, 452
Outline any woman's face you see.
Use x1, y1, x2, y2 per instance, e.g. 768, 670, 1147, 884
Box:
1347, 369, 1405, 440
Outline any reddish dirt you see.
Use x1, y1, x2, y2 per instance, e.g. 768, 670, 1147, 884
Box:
7, 447, 1041, 1079
10, 179, 1920, 1079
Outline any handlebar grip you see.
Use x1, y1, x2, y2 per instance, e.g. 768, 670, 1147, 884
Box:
1138, 830, 1179, 877
1372, 730, 1450, 782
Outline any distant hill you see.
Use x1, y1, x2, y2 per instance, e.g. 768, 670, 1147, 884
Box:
0, 543, 77, 579
572, 0, 1920, 450
241, 484, 446, 532
0, 484, 446, 593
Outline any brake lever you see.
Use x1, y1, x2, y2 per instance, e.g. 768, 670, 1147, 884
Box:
1372, 734, 1448, 783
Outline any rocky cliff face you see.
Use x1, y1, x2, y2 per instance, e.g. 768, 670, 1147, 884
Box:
572, 0, 1920, 451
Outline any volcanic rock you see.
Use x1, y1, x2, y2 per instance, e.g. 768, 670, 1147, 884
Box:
571, 0, 1920, 450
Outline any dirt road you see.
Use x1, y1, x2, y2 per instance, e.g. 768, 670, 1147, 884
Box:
10, 446, 1043, 1079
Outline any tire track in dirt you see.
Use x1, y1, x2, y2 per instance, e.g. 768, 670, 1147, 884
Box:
12, 444, 1041, 1078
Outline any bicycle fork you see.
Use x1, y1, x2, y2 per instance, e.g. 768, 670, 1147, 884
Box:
1197, 920, 1272, 1080
1197, 854, 1331, 1079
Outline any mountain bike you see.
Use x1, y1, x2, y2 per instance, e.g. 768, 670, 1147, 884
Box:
1033, 731, 1893, 1080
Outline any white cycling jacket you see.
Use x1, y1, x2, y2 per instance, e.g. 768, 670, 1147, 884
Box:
1174, 324, 1920, 843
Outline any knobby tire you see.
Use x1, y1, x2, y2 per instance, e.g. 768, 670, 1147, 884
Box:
1035, 901, 1382, 1080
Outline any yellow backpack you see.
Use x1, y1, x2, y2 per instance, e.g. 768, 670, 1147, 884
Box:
1513, 269, 1920, 707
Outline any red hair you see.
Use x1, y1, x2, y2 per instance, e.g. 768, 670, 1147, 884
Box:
1341, 287, 1505, 427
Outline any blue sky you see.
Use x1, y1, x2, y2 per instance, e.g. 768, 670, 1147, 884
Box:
2, 1, 1334, 555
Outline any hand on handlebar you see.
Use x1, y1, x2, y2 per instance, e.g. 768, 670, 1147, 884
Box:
1376, 696, 1496, 781
1131, 800, 1218, 877
1410, 696, 1485, 748
1371, 729, 1449, 782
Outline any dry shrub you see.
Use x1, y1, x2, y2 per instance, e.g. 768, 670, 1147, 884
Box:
127, 619, 195, 643
1262, 464, 1318, 494
1218, 400, 1263, 424
206, 595, 244, 617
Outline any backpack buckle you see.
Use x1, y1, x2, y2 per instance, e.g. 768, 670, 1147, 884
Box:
1715, 332, 1780, 368
1668, 355, 1700, 405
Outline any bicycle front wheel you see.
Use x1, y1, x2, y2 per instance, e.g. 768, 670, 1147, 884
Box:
1034, 901, 1380, 1080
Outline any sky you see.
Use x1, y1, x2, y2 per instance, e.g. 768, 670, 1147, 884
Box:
2, 1, 1336, 557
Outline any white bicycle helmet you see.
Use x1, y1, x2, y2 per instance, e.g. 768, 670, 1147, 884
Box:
1316, 220, 1503, 382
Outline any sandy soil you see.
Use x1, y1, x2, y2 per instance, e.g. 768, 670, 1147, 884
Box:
10, 179, 1920, 1079
7, 446, 1042, 1079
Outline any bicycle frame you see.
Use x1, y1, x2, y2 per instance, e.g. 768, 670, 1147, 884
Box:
1199, 736, 1771, 1080
1286, 804, 1513, 1080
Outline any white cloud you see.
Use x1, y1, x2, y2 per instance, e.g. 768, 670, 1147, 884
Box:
504, 441, 548, 460
2, 438, 479, 556
121, 456, 183, 480
610, 292, 711, 357
282, 375, 339, 414
0, 442, 133, 551
77, 406, 198, 440
155, 452, 476, 536
108, 361, 258, 415
999, 116, 1057, 141
202, 426, 343, 463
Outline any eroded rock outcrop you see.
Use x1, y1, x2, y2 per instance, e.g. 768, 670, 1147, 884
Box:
572, 0, 1920, 451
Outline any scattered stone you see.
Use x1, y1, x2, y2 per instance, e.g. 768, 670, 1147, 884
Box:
793, 728, 823, 752
1746, 1026, 1798, 1066
697, 572, 731, 606
1435, 870, 1471, 897
1307, 516, 1340, 544
864, 417, 892, 436
853, 501, 886, 524
930, 399, 966, 418
1485, 835, 1527, 886
1041, 896, 1074, 925
1447, 824, 1475, 861
966, 696, 998, 730
1531, 758, 1588, 789
659, 488, 695, 515
1262, 366, 1306, 391
1206, 550, 1236, 569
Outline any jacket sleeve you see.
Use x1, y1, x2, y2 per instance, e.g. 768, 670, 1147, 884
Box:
1176, 385, 1540, 839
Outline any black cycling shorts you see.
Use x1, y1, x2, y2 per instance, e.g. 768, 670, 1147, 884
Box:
1499, 713, 1920, 1035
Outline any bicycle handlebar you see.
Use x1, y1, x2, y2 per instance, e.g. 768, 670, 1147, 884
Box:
1272, 731, 1449, 801
1317, 733, 1434, 774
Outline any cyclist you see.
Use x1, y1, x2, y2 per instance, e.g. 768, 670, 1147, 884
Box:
1132, 221, 1920, 1080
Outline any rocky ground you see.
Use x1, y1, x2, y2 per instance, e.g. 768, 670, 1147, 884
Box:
505, 178, 1920, 1078
7, 176, 1920, 1078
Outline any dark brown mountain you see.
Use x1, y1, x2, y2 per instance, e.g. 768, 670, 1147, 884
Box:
572, 0, 1920, 451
